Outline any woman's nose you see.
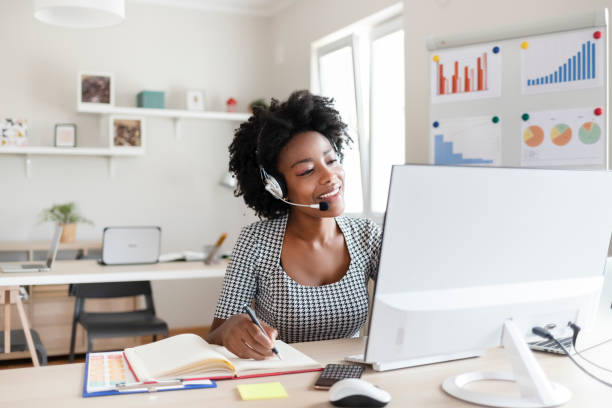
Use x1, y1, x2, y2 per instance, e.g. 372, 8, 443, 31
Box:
320, 164, 340, 185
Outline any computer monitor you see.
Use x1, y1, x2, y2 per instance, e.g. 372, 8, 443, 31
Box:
365, 165, 612, 408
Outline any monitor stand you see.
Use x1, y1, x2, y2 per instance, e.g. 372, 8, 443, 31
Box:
442, 320, 571, 408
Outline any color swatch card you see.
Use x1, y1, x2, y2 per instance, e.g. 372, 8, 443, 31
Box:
86, 351, 136, 394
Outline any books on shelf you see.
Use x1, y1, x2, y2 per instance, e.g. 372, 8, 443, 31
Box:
124, 333, 323, 381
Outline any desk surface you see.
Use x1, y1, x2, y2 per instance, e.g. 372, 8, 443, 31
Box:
0, 337, 610, 408
0, 260, 228, 285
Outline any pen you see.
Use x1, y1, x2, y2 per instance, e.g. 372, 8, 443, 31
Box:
242, 304, 282, 360
116, 379, 184, 392
204, 233, 227, 265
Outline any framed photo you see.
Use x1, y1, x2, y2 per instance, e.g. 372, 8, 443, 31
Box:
78, 72, 114, 106
109, 116, 144, 149
54, 124, 76, 147
186, 90, 205, 111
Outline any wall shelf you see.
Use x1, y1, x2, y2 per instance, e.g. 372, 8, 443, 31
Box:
0, 146, 143, 178
0, 147, 143, 156
77, 105, 251, 121
77, 105, 250, 140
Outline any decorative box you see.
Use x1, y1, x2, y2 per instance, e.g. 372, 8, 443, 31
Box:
137, 91, 165, 109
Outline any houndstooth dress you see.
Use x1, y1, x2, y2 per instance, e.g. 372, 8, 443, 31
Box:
214, 214, 382, 343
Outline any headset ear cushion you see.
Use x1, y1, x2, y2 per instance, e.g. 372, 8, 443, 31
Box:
276, 176, 288, 198
264, 176, 285, 200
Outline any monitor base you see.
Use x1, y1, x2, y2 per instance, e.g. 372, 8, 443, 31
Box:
442, 320, 571, 408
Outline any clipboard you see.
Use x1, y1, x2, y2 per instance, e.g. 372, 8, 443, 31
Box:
82, 351, 217, 398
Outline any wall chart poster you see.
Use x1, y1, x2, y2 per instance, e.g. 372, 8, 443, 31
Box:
432, 116, 501, 166
521, 107, 605, 167
521, 28, 605, 95
430, 44, 502, 104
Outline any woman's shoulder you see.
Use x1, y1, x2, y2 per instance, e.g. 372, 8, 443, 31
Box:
337, 215, 381, 241
240, 215, 288, 239
337, 214, 380, 229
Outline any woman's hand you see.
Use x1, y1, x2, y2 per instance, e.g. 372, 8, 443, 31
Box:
219, 313, 278, 360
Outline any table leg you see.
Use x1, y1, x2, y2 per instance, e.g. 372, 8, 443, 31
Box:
13, 288, 39, 367
2, 289, 10, 353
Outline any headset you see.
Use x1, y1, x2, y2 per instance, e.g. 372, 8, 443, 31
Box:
256, 122, 330, 211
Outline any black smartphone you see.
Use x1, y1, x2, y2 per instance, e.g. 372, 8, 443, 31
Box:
313, 363, 364, 390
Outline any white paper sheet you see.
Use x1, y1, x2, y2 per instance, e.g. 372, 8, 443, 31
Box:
521, 28, 605, 95
520, 108, 605, 167
432, 116, 501, 166
431, 44, 502, 104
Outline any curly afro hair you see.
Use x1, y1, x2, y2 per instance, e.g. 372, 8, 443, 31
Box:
229, 90, 351, 219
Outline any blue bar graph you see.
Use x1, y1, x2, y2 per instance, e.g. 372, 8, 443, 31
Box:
527, 40, 597, 87
434, 135, 493, 165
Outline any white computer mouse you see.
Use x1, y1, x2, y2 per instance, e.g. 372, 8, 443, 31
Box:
328, 378, 391, 407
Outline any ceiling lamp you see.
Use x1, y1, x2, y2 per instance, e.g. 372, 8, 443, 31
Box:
34, 0, 125, 28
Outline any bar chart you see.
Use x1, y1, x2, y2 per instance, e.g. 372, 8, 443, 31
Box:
435, 52, 488, 95
431, 44, 501, 103
432, 116, 501, 166
521, 29, 603, 94
434, 135, 493, 165
526, 40, 596, 87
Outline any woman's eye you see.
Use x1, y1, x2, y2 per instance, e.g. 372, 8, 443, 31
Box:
328, 158, 338, 164
298, 168, 314, 176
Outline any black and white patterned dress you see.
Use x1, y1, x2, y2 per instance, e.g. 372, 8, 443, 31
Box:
214, 214, 382, 343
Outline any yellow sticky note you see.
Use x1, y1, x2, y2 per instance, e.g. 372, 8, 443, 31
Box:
237, 382, 288, 400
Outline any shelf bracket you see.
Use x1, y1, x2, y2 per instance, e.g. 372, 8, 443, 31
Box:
108, 156, 115, 178
25, 155, 31, 178
173, 118, 182, 140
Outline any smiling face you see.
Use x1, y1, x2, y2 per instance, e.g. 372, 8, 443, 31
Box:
277, 131, 345, 217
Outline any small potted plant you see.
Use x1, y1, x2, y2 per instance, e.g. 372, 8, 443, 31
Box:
40, 202, 93, 243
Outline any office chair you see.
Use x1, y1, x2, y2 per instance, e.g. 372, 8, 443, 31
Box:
68, 281, 168, 362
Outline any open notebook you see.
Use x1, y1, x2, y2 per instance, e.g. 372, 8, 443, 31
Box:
124, 333, 323, 381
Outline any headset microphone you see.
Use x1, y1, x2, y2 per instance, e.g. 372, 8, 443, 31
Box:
264, 183, 329, 211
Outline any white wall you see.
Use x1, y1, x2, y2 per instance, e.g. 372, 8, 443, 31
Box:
269, 0, 401, 99
0, 0, 271, 327
404, 0, 612, 164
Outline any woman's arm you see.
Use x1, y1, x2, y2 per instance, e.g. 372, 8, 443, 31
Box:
206, 224, 278, 360
368, 220, 383, 281
206, 316, 278, 360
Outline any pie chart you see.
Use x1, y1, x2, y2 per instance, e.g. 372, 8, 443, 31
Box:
550, 124, 572, 146
523, 125, 544, 147
578, 122, 601, 144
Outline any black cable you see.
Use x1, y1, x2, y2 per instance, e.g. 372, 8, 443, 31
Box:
567, 322, 612, 374
532, 326, 612, 388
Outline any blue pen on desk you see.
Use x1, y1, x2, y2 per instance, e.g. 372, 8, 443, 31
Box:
242, 304, 282, 360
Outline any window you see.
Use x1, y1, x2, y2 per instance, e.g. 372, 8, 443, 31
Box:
317, 40, 364, 213
370, 20, 405, 214
313, 11, 404, 219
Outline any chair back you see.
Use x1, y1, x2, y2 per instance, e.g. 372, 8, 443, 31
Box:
69, 281, 152, 298
69, 281, 156, 314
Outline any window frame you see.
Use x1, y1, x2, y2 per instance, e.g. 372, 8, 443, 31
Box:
311, 6, 404, 222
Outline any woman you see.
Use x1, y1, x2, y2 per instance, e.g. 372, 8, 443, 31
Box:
206, 90, 382, 360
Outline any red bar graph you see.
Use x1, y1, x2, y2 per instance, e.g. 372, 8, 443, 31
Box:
436, 52, 488, 96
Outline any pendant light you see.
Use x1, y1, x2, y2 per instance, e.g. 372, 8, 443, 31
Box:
34, 0, 125, 28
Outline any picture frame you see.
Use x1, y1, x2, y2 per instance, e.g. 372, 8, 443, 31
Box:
54, 124, 77, 147
78, 72, 114, 107
186, 90, 205, 111
109, 116, 144, 149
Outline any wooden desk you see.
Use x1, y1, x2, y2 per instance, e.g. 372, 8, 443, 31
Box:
0, 260, 228, 362
0, 337, 610, 407
0, 259, 228, 286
